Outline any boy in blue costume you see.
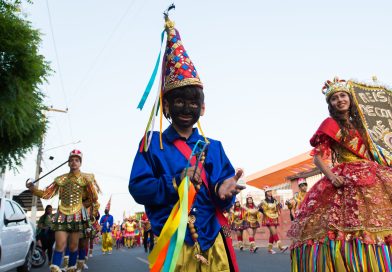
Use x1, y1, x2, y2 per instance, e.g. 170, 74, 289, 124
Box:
129, 10, 245, 272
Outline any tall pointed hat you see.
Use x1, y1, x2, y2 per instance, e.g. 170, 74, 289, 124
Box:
162, 12, 203, 93
105, 195, 112, 211
136, 4, 207, 152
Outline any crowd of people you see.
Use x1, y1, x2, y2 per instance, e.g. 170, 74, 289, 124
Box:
103, 213, 154, 253
26, 5, 392, 272
228, 184, 305, 255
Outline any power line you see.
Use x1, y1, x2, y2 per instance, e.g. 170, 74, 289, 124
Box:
69, 0, 138, 103
46, 0, 74, 140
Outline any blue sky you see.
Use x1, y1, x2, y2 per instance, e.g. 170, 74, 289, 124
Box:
5, 0, 392, 221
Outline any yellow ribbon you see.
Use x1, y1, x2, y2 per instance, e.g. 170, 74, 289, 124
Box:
148, 176, 188, 268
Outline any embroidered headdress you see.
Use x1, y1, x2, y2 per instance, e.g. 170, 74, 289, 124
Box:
322, 76, 351, 101
136, 5, 207, 152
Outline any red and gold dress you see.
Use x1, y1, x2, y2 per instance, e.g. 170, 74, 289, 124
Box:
244, 204, 261, 229
230, 206, 247, 231
288, 117, 392, 271
260, 198, 281, 227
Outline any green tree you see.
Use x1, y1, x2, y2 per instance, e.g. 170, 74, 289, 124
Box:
0, 0, 51, 171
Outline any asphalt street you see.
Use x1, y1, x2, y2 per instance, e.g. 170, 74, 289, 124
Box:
29, 245, 290, 272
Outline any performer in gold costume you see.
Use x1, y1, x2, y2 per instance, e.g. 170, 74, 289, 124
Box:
259, 186, 288, 254
76, 183, 101, 271
230, 199, 247, 250
27, 150, 98, 272
244, 194, 260, 253
285, 178, 307, 221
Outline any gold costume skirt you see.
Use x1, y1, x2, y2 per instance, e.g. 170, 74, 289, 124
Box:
174, 233, 229, 272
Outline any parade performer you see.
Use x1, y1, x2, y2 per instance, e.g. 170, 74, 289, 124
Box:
86, 183, 101, 258
141, 211, 154, 253
27, 150, 98, 272
124, 217, 135, 248
244, 195, 260, 253
129, 5, 245, 271
285, 178, 308, 221
77, 179, 101, 271
133, 218, 142, 247
114, 225, 122, 250
99, 198, 114, 255
88, 211, 100, 257
288, 77, 392, 271
259, 186, 287, 254
230, 199, 247, 250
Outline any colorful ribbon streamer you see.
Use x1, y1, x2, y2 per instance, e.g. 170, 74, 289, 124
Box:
137, 30, 165, 110
148, 141, 205, 272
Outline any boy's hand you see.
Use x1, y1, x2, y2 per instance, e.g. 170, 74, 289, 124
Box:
217, 169, 246, 200
180, 166, 202, 186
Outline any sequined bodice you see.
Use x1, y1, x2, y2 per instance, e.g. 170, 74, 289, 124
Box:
56, 174, 87, 215
261, 200, 279, 219
332, 143, 367, 163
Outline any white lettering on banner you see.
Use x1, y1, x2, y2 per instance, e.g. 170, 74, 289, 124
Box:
359, 105, 392, 119
369, 121, 390, 142
358, 91, 388, 104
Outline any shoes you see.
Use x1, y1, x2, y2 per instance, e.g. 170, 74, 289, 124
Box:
268, 249, 276, 254
108, 251, 112, 255
239, 241, 244, 251
102, 252, 106, 255
89, 253, 93, 258
83, 264, 89, 270
253, 247, 258, 253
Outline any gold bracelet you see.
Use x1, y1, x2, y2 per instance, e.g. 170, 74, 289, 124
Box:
214, 182, 220, 196
172, 177, 178, 192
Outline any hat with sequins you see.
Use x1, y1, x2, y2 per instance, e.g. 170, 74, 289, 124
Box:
322, 76, 351, 101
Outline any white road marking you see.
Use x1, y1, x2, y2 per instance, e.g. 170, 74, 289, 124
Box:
137, 257, 149, 265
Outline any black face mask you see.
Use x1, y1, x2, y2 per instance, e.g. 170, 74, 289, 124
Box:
168, 99, 202, 129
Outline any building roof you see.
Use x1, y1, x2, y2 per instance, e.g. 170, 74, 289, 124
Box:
12, 190, 44, 211
246, 151, 316, 189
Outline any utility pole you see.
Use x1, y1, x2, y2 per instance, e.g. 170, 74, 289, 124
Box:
30, 106, 67, 223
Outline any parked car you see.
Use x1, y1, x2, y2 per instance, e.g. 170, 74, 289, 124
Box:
0, 197, 35, 272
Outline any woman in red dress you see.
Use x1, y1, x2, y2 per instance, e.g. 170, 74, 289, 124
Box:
288, 77, 392, 271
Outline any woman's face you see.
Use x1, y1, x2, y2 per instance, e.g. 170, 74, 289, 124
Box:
329, 91, 350, 113
235, 201, 240, 207
266, 191, 272, 197
247, 197, 253, 204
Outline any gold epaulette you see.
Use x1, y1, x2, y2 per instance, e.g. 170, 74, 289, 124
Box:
81, 172, 95, 184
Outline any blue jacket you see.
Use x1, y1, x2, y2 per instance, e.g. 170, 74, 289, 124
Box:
100, 214, 114, 233
129, 126, 235, 251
